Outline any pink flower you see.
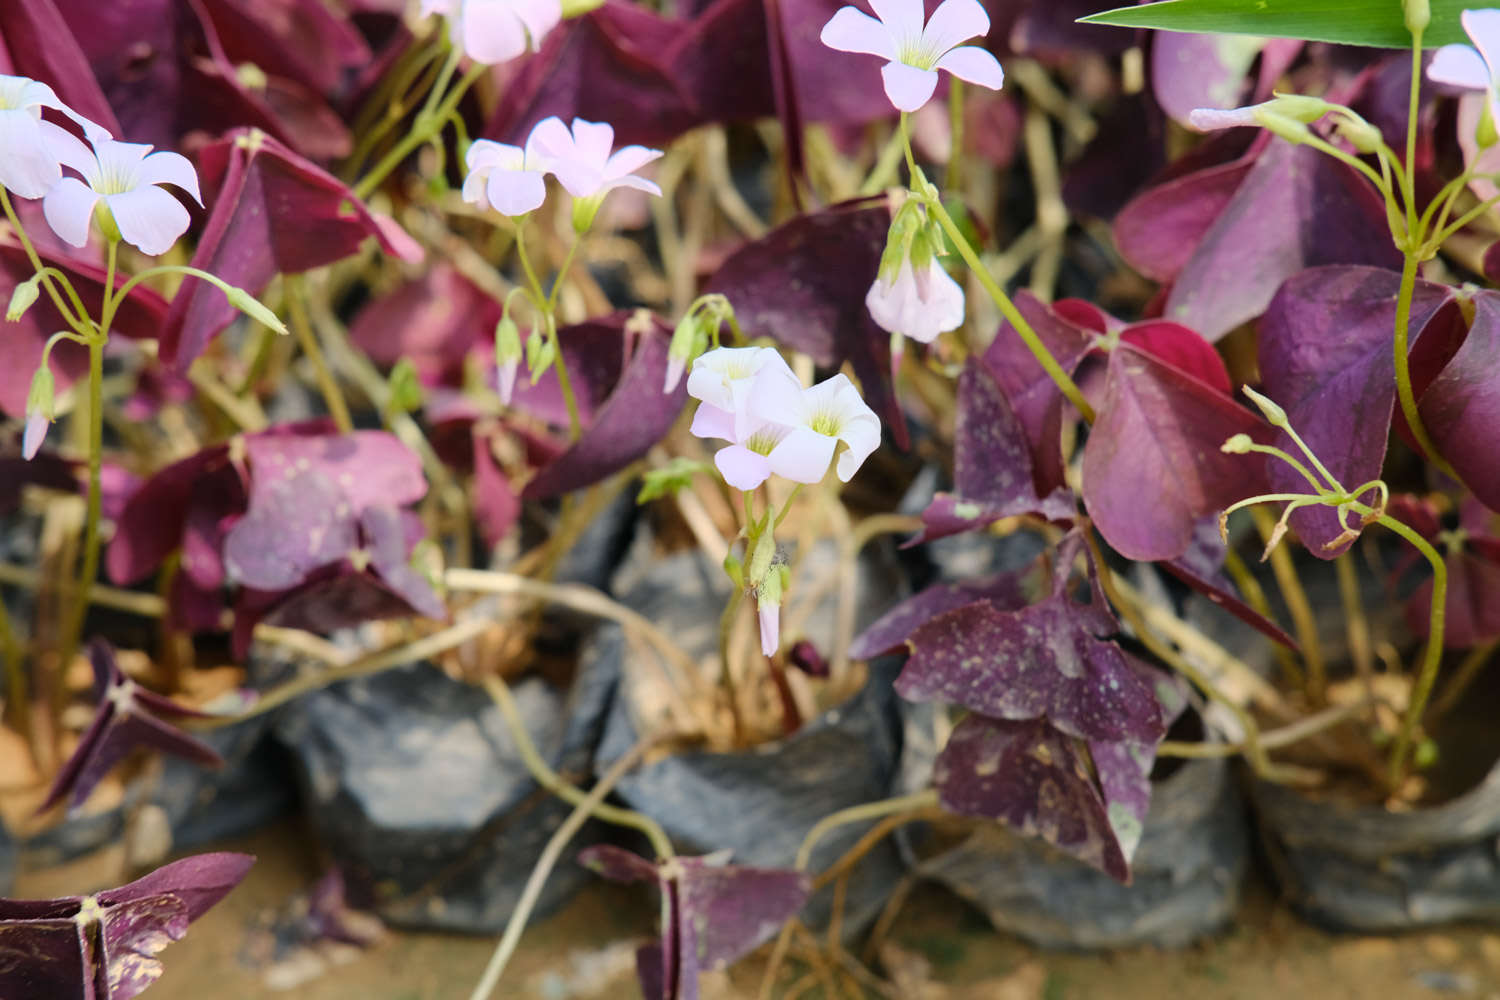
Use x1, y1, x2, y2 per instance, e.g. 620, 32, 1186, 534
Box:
422, 0, 561, 65
0, 75, 109, 200
820, 0, 1005, 113
1429, 8, 1500, 115
462, 136, 549, 216
865, 254, 964, 343
43, 138, 201, 255
22, 410, 48, 461
758, 599, 780, 657
526, 117, 663, 200
750, 372, 881, 484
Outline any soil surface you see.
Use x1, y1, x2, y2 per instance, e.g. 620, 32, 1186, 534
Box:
20, 818, 1500, 1000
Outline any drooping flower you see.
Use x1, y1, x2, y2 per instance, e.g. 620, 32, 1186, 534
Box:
421, 0, 562, 65
462, 135, 551, 216
820, 0, 1005, 113
758, 599, 780, 657
527, 116, 663, 202
865, 254, 965, 343
0, 74, 109, 200
751, 371, 881, 484
1429, 8, 1500, 115
43, 138, 202, 256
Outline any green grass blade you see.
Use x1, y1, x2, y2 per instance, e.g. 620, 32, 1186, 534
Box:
1078, 0, 1469, 48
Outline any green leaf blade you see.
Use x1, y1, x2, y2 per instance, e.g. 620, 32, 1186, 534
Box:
1078, 0, 1470, 48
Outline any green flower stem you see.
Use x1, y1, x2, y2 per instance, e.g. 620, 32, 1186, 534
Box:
1301, 132, 1392, 201
344, 35, 447, 180
717, 586, 746, 743
58, 239, 118, 689
352, 62, 488, 201
857, 122, 910, 196
1428, 186, 1500, 245
419, 45, 463, 124
467, 726, 664, 1000
1404, 26, 1424, 243
546, 237, 581, 313
1416, 169, 1475, 239
1376, 509, 1447, 784
1391, 252, 1460, 483
898, 113, 1096, 425
285, 276, 353, 433
793, 789, 939, 871
1222, 545, 1305, 689
945, 78, 965, 192
0, 186, 88, 332
515, 224, 582, 441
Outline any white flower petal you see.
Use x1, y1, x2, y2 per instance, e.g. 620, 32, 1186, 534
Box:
513, 0, 562, 50
758, 600, 780, 657
745, 362, 809, 430
22, 410, 48, 460
604, 174, 663, 197
834, 410, 880, 481
137, 149, 201, 204
1462, 8, 1500, 85
604, 144, 662, 181
106, 185, 190, 256
819, 7, 896, 59
881, 60, 939, 112
40, 121, 96, 177
570, 119, 616, 168
90, 140, 152, 190
865, 257, 964, 343
1429, 44, 1492, 91
467, 138, 525, 172
461, 0, 528, 64
715, 444, 773, 491
767, 425, 838, 484
42, 176, 99, 247
1187, 105, 1262, 131
869, 0, 924, 46
921, 0, 990, 56
934, 45, 1004, 91
486, 167, 547, 215
0, 110, 59, 199
690, 402, 738, 442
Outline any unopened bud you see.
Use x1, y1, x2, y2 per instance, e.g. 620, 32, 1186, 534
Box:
1479, 99, 1499, 150
1253, 110, 1311, 146
7, 275, 41, 322
1404, 0, 1430, 34
1269, 93, 1333, 124
747, 529, 776, 587
226, 286, 289, 335
1221, 433, 1254, 455
1242, 385, 1288, 427
387, 357, 423, 415
664, 313, 698, 394
22, 365, 54, 460
1336, 116, 1384, 155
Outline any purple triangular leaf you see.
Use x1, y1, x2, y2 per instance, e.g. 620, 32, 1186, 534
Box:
246, 431, 428, 513
97, 893, 187, 1000
99, 853, 256, 923
522, 314, 686, 499
1421, 290, 1500, 513
0, 918, 88, 1000
675, 856, 810, 973
850, 573, 1031, 660
1081, 343, 1271, 561
39, 641, 225, 813
705, 197, 904, 446
359, 506, 446, 621
222, 468, 357, 591
1088, 737, 1155, 864
1163, 139, 1401, 341
934, 715, 1129, 882
577, 844, 661, 885
1261, 265, 1459, 556
896, 599, 1165, 744
1151, 32, 1266, 127
160, 130, 421, 371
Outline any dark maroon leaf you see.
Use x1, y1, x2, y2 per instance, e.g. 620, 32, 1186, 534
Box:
1118, 321, 1230, 395
1408, 547, 1500, 648
1164, 140, 1401, 340
471, 427, 521, 548
850, 573, 1032, 660
1261, 266, 1458, 556
2, 0, 121, 133
107, 442, 240, 587
196, 0, 370, 95
706, 198, 905, 447
348, 264, 500, 386
912, 363, 1076, 545
1081, 343, 1271, 561
1113, 142, 1260, 284
484, 0, 700, 149
0, 852, 252, 1000
934, 715, 1129, 881
1151, 32, 1266, 126
522, 314, 687, 499
1420, 290, 1500, 513
39, 640, 224, 814
979, 292, 1095, 487
0, 241, 169, 418
1061, 92, 1166, 221
897, 596, 1164, 744
160, 129, 421, 371
1011, 0, 1133, 55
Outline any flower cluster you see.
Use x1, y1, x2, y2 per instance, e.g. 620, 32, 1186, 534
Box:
687, 346, 880, 491
0, 73, 200, 255
463, 116, 663, 220
421, 0, 563, 65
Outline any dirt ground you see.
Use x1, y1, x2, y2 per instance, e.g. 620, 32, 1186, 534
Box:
21, 817, 1500, 1000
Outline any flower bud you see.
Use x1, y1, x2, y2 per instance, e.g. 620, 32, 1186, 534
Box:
23, 364, 54, 461
226, 286, 289, 335
1221, 433, 1254, 455
664, 313, 698, 394
1269, 93, 1333, 124
1242, 385, 1288, 427
387, 357, 423, 415
1253, 110, 1311, 146
7, 275, 41, 322
1403, 0, 1430, 34
494, 314, 523, 404
524, 326, 555, 383
747, 529, 776, 587
1336, 116, 1384, 155
1479, 100, 1499, 151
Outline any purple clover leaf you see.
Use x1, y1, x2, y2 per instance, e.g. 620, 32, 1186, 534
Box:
1419, 289, 1500, 514
579, 845, 810, 1000
850, 571, 1033, 660
39, 640, 224, 815
0, 852, 253, 999
1392, 496, 1500, 649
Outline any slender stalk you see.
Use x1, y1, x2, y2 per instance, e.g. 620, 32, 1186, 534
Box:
945, 78, 964, 192
0, 186, 87, 330
1251, 506, 1326, 704
353, 63, 488, 200
897, 114, 1096, 424
285, 276, 353, 432
1335, 550, 1375, 683
467, 731, 660, 1000
793, 789, 938, 870
1378, 512, 1447, 783
717, 587, 746, 743
1221, 546, 1304, 689
1403, 26, 1424, 243
515, 225, 582, 440
857, 123, 908, 196
419, 45, 462, 124
810, 803, 945, 893
1391, 252, 1460, 482
1157, 697, 1373, 760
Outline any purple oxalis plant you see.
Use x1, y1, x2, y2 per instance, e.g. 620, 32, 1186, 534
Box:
0, 852, 254, 999
578, 845, 810, 1000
